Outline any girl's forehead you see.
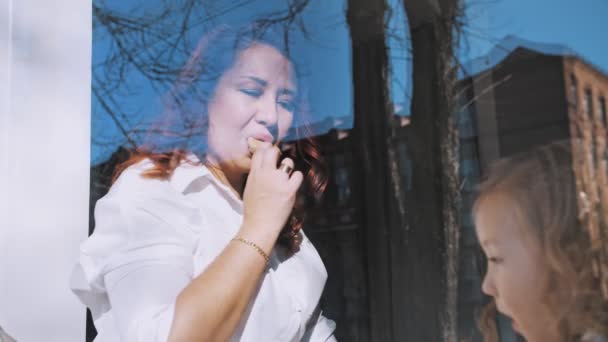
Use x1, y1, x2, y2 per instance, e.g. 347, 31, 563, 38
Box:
475, 191, 531, 245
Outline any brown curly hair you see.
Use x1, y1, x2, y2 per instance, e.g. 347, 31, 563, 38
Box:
474, 141, 608, 341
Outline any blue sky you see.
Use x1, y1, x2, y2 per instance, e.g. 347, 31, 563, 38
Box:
91, 0, 356, 163
91, 0, 608, 164
460, 0, 608, 72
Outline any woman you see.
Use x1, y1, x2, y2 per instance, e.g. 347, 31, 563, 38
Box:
71, 22, 336, 341
474, 141, 608, 341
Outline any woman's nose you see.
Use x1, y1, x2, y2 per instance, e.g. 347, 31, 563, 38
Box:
255, 95, 279, 127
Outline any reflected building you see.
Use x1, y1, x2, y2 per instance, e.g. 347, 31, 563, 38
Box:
459, 36, 608, 164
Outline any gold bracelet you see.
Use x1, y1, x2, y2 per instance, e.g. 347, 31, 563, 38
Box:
231, 237, 270, 263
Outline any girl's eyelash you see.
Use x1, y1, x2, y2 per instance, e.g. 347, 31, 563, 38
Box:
488, 257, 502, 263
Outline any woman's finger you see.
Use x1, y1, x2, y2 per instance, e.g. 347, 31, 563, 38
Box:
287, 170, 304, 193
262, 145, 281, 169
250, 141, 271, 170
278, 158, 295, 176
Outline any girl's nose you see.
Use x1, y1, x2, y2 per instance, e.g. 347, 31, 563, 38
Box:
481, 272, 497, 297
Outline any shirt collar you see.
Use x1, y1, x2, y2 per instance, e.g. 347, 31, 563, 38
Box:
170, 153, 243, 207
169, 153, 211, 193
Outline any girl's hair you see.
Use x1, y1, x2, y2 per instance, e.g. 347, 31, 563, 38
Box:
474, 140, 608, 341
113, 21, 327, 253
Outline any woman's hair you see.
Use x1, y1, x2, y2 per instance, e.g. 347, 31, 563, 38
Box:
474, 140, 608, 341
113, 21, 327, 253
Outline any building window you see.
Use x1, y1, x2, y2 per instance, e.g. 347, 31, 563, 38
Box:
461, 159, 480, 191
459, 139, 480, 191
333, 155, 352, 206
335, 167, 352, 205
600, 96, 607, 126
569, 74, 578, 109
457, 107, 477, 139
583, 89, 598, 165
584, 88, 593, 117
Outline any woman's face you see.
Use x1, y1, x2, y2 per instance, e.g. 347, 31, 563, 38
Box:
475, 194, 560, 342
206, 43, 296, 173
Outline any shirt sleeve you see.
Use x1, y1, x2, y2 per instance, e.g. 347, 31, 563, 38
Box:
105, 263, 190, 341
71, 187, 203, 341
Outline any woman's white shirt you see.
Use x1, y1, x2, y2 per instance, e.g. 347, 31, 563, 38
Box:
70, 158, 336, 342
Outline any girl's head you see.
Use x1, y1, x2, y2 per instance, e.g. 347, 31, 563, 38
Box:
474, 141, 607, 341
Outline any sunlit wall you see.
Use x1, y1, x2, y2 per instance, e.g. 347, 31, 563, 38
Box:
0, 0, 91, 341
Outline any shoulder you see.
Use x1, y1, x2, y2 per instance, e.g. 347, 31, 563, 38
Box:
108, 159, 172, 201
101, 159, 200, 214
77, 160, 204, 282
108, 156, 210, 203
90, 159, 205, 249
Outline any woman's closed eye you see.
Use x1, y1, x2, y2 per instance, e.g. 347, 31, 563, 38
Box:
277, 98, 295, 112
240, 88, 295, 113
240, 88, 263, 97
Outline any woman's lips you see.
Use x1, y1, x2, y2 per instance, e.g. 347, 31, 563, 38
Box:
253, 132, 274, 143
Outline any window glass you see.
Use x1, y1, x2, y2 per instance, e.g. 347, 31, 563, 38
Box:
89, 1, 412, 341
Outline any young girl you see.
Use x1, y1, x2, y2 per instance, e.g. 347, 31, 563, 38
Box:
474, 141, 608, 341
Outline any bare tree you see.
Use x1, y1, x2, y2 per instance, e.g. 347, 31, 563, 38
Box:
346, 0, 464, 340
91, 0, 312, 161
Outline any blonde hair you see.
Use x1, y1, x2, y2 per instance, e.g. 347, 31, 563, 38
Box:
474, 141, 608, 341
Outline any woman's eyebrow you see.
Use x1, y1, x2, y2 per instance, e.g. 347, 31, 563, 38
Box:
240, 76, 267, 87
278, 88, 295, 97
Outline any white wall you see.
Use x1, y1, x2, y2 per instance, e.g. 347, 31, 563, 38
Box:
0, 0, 91, 341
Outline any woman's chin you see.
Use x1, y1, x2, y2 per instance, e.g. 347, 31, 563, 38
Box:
235, 156, 252, 174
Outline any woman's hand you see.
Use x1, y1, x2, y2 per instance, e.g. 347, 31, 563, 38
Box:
240, 142, 303, 241
170, 143, 303, 342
